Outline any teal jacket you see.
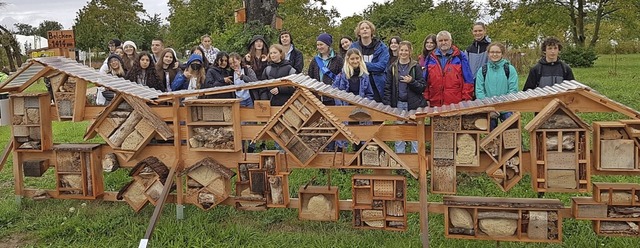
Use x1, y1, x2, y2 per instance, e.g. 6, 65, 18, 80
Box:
474, 59, 518, 99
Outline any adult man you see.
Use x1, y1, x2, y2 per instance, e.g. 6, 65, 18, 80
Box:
350, 20, 389, 102
423, 31, 474, 107
200, 34, 220, 64
99, 38, 121, 74
150, 38, 164, 64
523, 37, 575, 91
466, 22, 491, 78
278, 31, 304, 73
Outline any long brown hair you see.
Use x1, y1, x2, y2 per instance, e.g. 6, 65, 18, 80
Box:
155, 48, 178, 91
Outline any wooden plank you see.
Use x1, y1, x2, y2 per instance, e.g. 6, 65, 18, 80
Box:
417, 119, 429, 247
142, 162, 177, 240
72, 78, 87, 122
0, 140, 14, 172
17, 67, 52, 93
123, 95, 173, 140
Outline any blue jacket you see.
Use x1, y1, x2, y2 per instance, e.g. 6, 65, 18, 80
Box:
332, 72, 374, 105
350, 39, 389, 100
171, 54, 203, 91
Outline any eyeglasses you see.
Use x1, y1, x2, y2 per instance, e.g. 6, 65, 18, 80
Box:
489, 51, 503, 54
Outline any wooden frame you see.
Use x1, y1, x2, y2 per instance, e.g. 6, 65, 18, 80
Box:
10, 93, 52, 152
53, 144, 103, 199
593, 121, 639, 172
352, 174, 407, 231
298, 186, 339, 221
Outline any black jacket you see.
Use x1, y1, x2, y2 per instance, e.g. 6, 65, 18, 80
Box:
203, 66, 233, 98
523, 57, 574, 91
288, 46, 304, 73
263, 60, 296, 106
383, 60, 427, 110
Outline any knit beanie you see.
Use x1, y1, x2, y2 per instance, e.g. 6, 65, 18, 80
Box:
317, 33, 333, 46
123, 40, 137, 50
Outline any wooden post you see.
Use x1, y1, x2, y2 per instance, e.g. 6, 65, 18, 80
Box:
418, 118, 429, 247
173, 97, 184, 219
72, 78, 87, 122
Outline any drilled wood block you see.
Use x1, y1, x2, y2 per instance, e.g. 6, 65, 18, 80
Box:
355, 188, 372, 205
362, 149, 380, 166
434, 148, 454, 159
121, 130, 144, 151
202, 106, 224, 121
283, 109, 303, 128
600, 140, 635, 170
547, 169, 577, 189
432, 116, 461, 131
57, 99, 73, 117
97, 118, 119, 139
528, 211, 548, 240
13, 97, 24, 115
373, 180, 394, 197
434, 132, 454, 149
502, 129, 521, 149
135, 119, 155, 138
24, 97, 39, 108
433, 159, 455, 193
547, 152, 577, 170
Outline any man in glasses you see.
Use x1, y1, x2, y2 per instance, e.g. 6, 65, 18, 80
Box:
423, 30, 474, 107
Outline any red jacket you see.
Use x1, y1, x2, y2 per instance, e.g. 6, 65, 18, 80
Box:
423, 46, 474, 107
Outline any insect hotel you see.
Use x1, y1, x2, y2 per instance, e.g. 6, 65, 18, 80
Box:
1, 56, 640, 246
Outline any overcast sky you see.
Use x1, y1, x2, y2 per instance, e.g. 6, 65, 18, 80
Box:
0, 0, 386, 31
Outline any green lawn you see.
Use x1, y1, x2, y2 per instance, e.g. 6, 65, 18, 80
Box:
1, 54, 640, 247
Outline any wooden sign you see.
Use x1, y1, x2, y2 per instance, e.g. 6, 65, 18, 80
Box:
47, 30, 75, 49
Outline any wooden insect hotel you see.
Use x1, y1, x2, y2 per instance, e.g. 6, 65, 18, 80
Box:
2, 56, 640, 246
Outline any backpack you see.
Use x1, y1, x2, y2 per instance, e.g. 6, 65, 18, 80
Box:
534, 61, 570, 80
481, 63, 510, 80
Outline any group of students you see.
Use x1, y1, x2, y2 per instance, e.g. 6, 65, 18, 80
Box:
97, 20, 576, 153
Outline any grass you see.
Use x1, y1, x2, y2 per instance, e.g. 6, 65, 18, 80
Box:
1, 54, 640, 247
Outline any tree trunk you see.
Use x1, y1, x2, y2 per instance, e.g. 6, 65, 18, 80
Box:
245, 0, 278, 27
576, 0, 586, 47
590, 0, 610, 48
567, 0, 579, 45
3, 46, 15, 71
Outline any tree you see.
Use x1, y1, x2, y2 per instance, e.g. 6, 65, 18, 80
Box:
408, 0, 479, 51
167, 0, 241, 51
278, 0, 340, 56
35, 20, 64, 38
362, 0, 434, 40
73, 0, 146, 51
13, 23, 36, 36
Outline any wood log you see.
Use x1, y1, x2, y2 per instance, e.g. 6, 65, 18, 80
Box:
477, 211, 520, 220
109, 110, 143, 147
449, 227, 475, 235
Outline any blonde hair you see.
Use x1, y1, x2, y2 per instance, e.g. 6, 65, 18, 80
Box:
268, 44, 285, 62
343, 48, 368, 78
354, 20, 376, 38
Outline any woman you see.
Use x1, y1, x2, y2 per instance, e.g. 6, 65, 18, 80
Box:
126, 52, 163, 91
418, 34, 437, 74
155, 48, 181, 92
332, 48, 374, 151
308, 33, 344, 106
200, 34, 220, 63
339, 36, 353, 59
475, 42, 518, 130
171, 54, 206, 95
263, 44, 296, 106
229, 53, 258, 107
97, 54, 126, 105
190, 46, 210, 69
387, 36, 401, 66
122, 41, 138, 71
244, 35, 270, 101
204, 52, 233, 98
383, 41, 427, 154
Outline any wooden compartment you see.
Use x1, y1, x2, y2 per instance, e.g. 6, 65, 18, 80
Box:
183, 157, 236, 210
266, 175, 289, 208
352, 174, 407, 231
53, 144, 103, 199
260, 150, 286, 175
10, 93, 52, 152
22, 159, 49, 177
234, 181, 267, 211
298, 186, 339, 221
444, 196, 563, 242
572, 197, 608, 219
595, 220, 640, 236
237, 163, 259, 182
593, 183, 640, 206
431, 158, 456, 194
185, 99, 241, 152
593, 122, 639, 172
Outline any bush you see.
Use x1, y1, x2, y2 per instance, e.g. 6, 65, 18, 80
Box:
561, 46, 598, 67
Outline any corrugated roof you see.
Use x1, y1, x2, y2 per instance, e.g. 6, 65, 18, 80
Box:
0, 63, 45, 90
414, 80, 596, 117
31, 57, 162, 101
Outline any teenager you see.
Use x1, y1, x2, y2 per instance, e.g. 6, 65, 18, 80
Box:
387, 36, 401, 66
350, 20, 389, 102
200, 34, 220, 63
279, 31, 304, 73
204, 52, 233, 98
189, 46, 211, 70
418, 34, 437, 74
122, 40, 138, 71
150, 38, 164, 64
523, 36, 575, 91
126, 52, 163, 91
229, 53, 258, 107
339, 36, 353, 58
155, 48, 181, 92
466, 22, 491, 78
97, 54, 126, 105
475, 42, 518, 130
384, 41, 427, 154
308, 33, 344, 106
244, 35, 270, 101
171, 54, 206, 96
263, 44, 296, 106
99, 38, 121, 74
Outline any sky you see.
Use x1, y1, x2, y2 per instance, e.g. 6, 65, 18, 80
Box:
0, 0, 387, 31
